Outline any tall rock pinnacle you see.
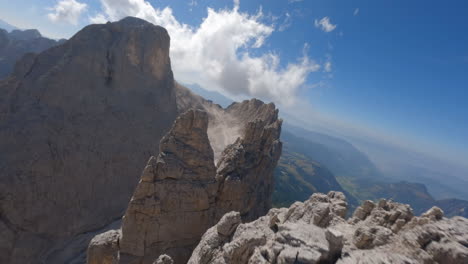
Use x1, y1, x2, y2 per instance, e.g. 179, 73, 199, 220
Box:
87, 99, 283, 264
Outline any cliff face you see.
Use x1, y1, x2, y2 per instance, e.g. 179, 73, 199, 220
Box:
0, 17, 178, 263
190, 192, 468, 264
87, 98, 283, 264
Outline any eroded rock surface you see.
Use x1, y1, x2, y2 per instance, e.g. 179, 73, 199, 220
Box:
190, 192, 468, 264
0, 17, 178, 263
88, 98, 282, 263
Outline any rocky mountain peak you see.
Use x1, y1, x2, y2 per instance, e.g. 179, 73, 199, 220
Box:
8, 29, 42, 40
12, 16, 171, 84
0, 17, 178, 263
87, 98, 283, 264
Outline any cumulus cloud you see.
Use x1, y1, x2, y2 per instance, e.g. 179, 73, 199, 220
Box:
91, 0, 320, 105
314, 17, 337, 32
90, 13, 108, 24
47, 0, 87, 25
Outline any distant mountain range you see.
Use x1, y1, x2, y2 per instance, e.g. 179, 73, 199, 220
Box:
279, 125, 468, 216
0, 18, 18, 32
0, 25, 65, 78
282, 123, 381, 180
435, 198, 468, 218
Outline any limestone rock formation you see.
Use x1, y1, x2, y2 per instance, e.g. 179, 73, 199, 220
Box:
87, 97, 282, 263
189, 192, 347, 264
190, 192, 468, 263
0, 17, 178, 263
0, 28, 65, 78
118, 110, 219, 264
87, 230, 121, 264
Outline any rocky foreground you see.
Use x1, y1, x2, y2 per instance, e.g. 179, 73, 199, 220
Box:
186, 192, 468, 264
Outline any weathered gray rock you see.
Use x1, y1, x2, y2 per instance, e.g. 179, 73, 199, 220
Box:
88, 97, 282, 263
0, 17, 178, 263
217, 212, 242, 237
189, 191, 347, 264
190, 192, 468, 264
421, 206, 444, 220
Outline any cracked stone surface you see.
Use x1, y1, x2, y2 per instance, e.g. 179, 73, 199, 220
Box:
189, 192, 468, 264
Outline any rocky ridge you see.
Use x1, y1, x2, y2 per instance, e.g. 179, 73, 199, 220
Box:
189, 192, 468, 263
87, 97, 282, 263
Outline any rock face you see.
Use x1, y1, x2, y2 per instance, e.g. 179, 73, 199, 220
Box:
87, 97, 282, 263
0, 17, 178, 263
0, 28, 64, 78
118, 110, 219, 264
190, 192, 468, 264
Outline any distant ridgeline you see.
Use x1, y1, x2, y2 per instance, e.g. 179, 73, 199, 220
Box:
271, 123, 468, 217
0, 27, 65, 78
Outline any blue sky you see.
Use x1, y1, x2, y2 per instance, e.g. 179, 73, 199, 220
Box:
0, 0, 467, 169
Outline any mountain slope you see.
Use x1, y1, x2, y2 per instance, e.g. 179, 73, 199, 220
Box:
273, 132, 359, 211
273, 148, 341, 207
436, 199, 468, 218
0, 17, 178, 264
283, 123, 381, 180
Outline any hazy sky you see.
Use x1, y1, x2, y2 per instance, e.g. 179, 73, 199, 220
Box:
1, 0, 467, 169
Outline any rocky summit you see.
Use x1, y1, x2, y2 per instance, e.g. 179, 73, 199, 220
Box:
87, 96, 283, 263
189, 191, 468, 264
0, 17, 178, 263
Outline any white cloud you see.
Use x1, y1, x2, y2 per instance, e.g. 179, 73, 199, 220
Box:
47, 0, 87, 25
324, 61, 332, 72
354, 8, 360, 16
314, 17, 337, 32
89, 13, 107, 24
278, 12, 292, 32
92, 0, 320, 105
